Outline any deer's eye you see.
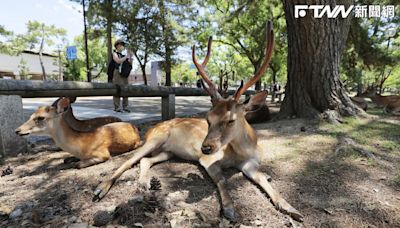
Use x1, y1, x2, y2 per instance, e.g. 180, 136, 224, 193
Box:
228, 119, 235, 124
36, 117, 45, 122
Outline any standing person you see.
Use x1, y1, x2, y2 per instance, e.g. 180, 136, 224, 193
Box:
110, 39, 132, 113
196, 79, 202, 88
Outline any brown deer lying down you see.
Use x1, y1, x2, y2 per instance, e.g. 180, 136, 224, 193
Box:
94, 22, 303, 222
243, 90, 271, 123
15, 97, 141, 168
361, 87, 400, 108
384, 100, 400, 115
51, 97, 122, 132
350, 96, 368, 111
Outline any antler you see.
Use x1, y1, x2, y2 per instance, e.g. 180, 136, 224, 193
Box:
192, 36, 222, 99
234, 21, 274, 101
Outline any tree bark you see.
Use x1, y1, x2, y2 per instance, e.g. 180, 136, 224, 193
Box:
159, 0, 172, 86
83, 0, 91, 82
140, 64, 147, 85
39, 33, 47, 81
253, 60, 262, 91
106, 0, 113, 63
165, 47, 172, 86
280, 0, 359, 121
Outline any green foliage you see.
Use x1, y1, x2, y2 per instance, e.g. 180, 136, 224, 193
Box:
205, 43, 253, 86
342, 1, 400, 92
18, 58, 30, 79
115, 0, 161, 84
171, 62, 196, 85
63, 31, 108, 81
321, 116, 400, 155
23, 21, 67, 49
0, 25, 13, 54
199, 0, 287, 88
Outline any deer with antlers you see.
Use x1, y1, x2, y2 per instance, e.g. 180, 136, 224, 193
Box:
93, 21, 303, 221
202, 77, 271, 123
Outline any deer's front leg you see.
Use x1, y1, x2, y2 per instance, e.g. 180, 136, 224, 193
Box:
138, 151, 173, 189
76, 156, 108, 169
200, 155, 236, 222
239, 159, 303, 222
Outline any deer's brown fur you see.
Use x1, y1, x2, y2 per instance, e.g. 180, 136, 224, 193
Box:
361, 87, 400, 108
94, 21, 303, 222
16, 98, 141, 168
51, 97, 122, 132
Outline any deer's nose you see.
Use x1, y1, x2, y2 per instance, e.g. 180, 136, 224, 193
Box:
201, 145, 213, 154
15, 129, 21, 135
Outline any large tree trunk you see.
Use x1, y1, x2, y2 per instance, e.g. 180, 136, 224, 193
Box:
280, 0, 359, 121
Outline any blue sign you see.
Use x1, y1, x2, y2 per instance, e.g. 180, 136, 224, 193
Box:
66, 46, 77, 60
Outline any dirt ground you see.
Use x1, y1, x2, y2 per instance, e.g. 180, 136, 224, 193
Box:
0, 104, 399, 228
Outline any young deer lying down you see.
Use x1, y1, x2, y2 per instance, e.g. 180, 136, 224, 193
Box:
384, 99, 400, 115
243, 90, 271, 123
94, 22, 303, 222
15, 97, 141, 168
51, 97, 122, 132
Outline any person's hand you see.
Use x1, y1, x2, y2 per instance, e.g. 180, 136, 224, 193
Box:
127, 50, 133, 58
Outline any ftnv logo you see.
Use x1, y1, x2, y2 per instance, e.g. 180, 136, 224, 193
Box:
295, 5, 354, 18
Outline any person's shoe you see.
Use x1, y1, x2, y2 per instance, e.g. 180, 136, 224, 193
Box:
123, 108, 131, 113
114, 108, 123, 113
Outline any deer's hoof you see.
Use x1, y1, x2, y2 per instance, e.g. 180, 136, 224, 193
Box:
276, 199, 304, 222
63, 157, 80, 164
93, 181, 113, 202
222, 207, 236, 222
287, 206, 304, 222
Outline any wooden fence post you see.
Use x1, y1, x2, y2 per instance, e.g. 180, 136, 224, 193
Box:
161, 94, 175, 120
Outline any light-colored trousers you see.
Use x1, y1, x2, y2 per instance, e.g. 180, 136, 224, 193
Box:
112, 69, 128, 110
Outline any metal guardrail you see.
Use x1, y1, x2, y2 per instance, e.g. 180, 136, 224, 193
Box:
0, 79, 255, 120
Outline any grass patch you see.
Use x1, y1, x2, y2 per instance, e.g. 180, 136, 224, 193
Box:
320, 117, 400, 155
393, 171, 400, 188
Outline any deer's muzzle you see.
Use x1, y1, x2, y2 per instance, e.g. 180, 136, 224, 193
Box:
201, 145, 213, 154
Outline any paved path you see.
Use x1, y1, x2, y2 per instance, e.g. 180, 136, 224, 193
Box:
22, 96, 212, 124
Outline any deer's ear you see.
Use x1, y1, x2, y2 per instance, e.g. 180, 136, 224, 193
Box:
68, 96, 77, 104
57, 97, 70, 113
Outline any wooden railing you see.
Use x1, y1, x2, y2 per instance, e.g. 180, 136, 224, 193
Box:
0, 80, 254, 120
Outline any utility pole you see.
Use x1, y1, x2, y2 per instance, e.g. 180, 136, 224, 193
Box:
83, 0, 91, 82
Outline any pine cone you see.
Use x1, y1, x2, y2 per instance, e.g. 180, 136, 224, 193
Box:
1, 166, 13, 177
149, 176, 161, 191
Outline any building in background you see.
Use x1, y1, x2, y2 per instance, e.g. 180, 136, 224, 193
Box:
0, 50, 60, 80
128, 72, 151, 85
